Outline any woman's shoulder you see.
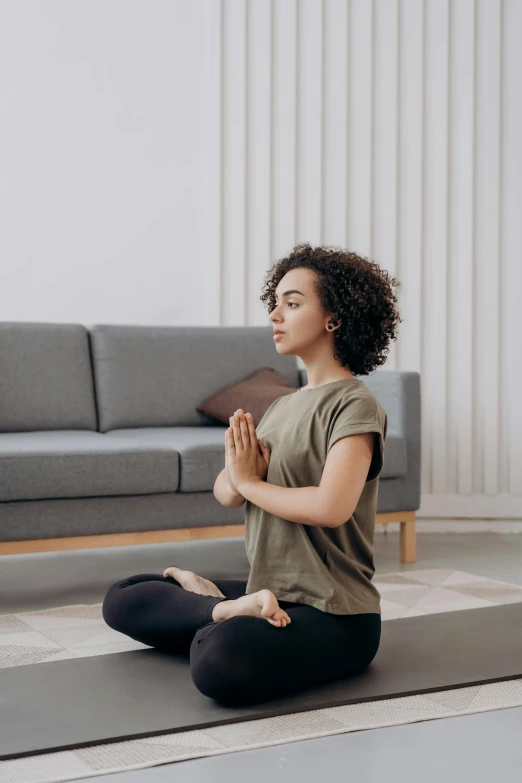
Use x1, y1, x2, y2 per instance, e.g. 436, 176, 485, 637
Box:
335, 382, 385, 420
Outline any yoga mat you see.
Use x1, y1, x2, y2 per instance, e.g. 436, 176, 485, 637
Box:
2, 602, 522, 761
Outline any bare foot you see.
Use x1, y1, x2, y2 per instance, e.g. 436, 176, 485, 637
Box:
163, 567, 226, 598
212, 590, 292, 628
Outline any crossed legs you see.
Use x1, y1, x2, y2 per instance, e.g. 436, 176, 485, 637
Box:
102, 572, 381, 706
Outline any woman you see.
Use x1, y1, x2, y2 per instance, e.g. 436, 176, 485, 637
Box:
102, 243, 402, 706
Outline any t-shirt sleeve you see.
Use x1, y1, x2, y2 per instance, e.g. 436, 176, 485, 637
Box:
327, 398, 388, 483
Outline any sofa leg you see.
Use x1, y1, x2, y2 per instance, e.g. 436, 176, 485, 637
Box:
400, 515, 417, 563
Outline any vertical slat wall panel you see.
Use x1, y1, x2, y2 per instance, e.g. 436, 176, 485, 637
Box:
207, 0, 521, 518
223, 0, 247, 324
295, 0, 323, 245
372, 0, 399, 369
201, 0, 222, 324
246, 1, 272, 320
271, 0, 298, 262
398, 0, 425, 479
475, 0, 501, 497
322, 0, 349, 247
502, 0, 522, 497
348, 0, 373, 254
449, 0, 475, 497
423, 0, 450, 496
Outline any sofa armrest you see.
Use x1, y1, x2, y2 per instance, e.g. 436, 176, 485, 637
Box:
363, 370, 421, 509
300, 367, 421, 509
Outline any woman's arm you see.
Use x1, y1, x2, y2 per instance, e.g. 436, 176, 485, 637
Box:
236, 479, 328, 526
236, 432, 376, 527
213, 467, 246, 508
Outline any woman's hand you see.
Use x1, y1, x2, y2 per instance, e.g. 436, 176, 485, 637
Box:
226, 409, 271, 491
225, 418, 270, 493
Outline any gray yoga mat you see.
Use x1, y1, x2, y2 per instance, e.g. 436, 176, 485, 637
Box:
2, 602, 522, 761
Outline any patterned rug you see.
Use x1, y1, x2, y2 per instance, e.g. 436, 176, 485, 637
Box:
1, 568, 522, 783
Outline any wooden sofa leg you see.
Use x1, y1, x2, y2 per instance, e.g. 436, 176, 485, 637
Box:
400, 514, 417, 563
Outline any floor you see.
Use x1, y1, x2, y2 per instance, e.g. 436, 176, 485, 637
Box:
2, 530, 522, 782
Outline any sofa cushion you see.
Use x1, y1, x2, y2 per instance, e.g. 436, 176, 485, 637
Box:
108, 425, 407, 492
0, 431, 180, 502
0, 424, 407, 503
108, 427, 231, 492
0, 323, 97, 433
196, 367, 296, 426
89, 325, 299, 432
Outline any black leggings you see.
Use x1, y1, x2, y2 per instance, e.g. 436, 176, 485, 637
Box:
102, 572, 381, 707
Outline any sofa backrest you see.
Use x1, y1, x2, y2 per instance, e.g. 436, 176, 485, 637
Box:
0, 320, 415, 439
0, 322, 98, 433
361, 370, 420, 437
89, 324, 300, 432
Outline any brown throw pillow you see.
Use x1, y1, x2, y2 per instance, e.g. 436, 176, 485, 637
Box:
196, 367, 298, 427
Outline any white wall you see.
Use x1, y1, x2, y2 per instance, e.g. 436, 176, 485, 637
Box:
1, 0, 520, 520
0, 0, 207, 325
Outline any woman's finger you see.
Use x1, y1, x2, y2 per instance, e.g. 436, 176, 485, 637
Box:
235, 410, 251, 450
243, 413, 255, 449
244, 412, 257, 448
229, 416, 240, 448
225, 427, 232, 454
237, 413, 249, 449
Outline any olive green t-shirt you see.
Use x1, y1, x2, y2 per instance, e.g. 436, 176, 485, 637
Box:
244, 377, 388, 615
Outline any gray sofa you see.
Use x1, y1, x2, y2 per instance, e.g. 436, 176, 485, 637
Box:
0, 322, 420, 563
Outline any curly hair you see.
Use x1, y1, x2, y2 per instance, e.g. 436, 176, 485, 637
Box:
260, 243, 403, 377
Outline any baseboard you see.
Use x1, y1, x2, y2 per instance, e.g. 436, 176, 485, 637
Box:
377, 518, 522, 534
419, 494, 522, 518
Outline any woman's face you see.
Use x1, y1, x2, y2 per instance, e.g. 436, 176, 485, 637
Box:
269, 268, 328, 356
